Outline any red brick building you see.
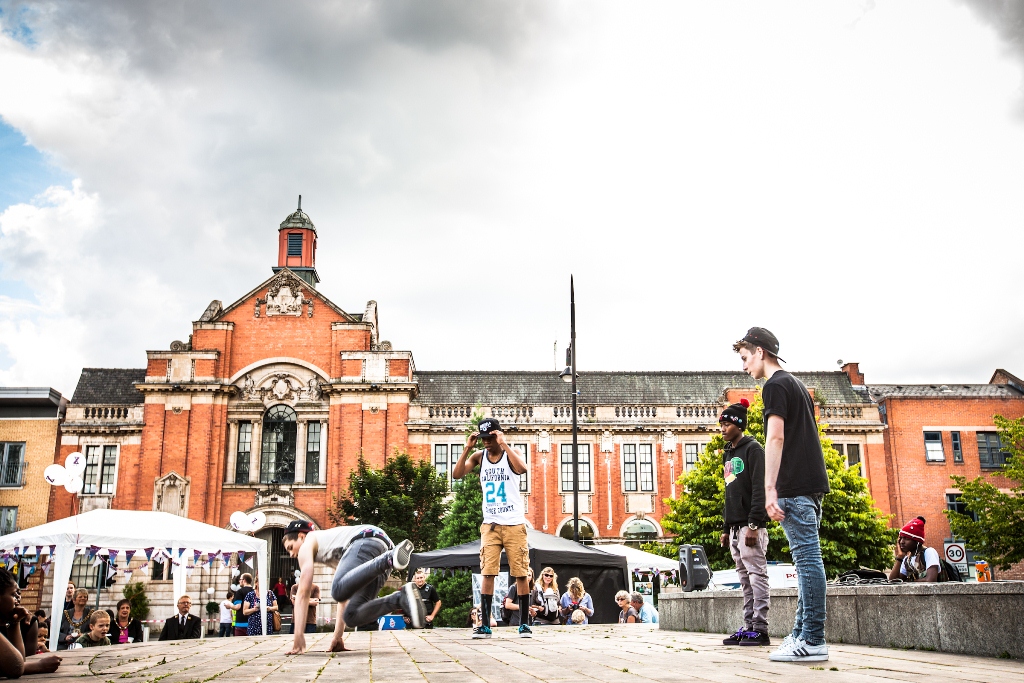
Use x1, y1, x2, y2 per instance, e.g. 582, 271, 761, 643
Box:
864, 369, 1024, 579
52, 204, 886, 583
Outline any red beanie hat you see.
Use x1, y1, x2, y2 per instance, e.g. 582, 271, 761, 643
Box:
899, 516, 926, 542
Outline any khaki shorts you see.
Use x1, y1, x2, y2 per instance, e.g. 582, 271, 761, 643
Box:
480, 523, 530, 577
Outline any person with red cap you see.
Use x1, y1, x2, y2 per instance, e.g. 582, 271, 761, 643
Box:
888, 517, 941, 583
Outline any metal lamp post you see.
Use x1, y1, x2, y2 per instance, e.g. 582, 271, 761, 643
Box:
558, 277, 579, 543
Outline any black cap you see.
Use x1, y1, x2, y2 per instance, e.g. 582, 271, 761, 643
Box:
285, 520, 314, 535
477, 418, 501, 437
736, 327, 786, 363
720, 398, 750, 430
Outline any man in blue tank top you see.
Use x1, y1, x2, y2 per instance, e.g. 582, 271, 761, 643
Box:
453, 418, 533, 638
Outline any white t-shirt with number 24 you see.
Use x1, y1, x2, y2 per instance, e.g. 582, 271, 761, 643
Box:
479, 451, 526, 525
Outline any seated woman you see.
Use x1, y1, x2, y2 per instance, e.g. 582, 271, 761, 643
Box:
532, 568, 561, 625
0, 568, 61, 676
107, 600, 144, 645
58, 589, 92, 650
559, 578, 594, 625
615, 591, 638, 623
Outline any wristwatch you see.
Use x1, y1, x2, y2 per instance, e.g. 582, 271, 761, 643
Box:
748, 522, 758, 530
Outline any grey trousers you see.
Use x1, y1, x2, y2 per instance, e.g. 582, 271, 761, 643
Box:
331, 537, 401, 628
729, 527, 770, 632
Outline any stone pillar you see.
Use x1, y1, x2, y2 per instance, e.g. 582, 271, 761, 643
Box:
317, 421, 327, 485
250, 420, 262, 484
295, 420, 307, 484
226, 420, 239, 484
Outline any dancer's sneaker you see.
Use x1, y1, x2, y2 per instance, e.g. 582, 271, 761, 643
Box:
518, 624, 533, 638
392, 539, 414, 571
398, 582, 425, 628
739, 631, 771, 646
472, 625, 492, 639
769, 636, 828, 662
723, 629, 748, 645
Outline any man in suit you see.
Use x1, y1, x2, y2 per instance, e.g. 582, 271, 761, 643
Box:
159, 596, 202, 640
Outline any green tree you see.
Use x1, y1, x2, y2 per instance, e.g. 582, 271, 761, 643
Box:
328, 451, 449, 552
433, 407, 486, 627
648, 394, 896, 577
946, 415, 1024, 570
122, 581, 150, 621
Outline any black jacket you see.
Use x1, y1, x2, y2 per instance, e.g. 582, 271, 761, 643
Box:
722, 435, 768, 530
159, 613, 202, 640
106, 612, 145, 644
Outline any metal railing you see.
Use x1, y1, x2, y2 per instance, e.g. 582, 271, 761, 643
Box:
0, 461, 27, 487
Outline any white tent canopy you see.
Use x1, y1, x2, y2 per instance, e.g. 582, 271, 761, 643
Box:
0, 510, 268, 650
598, 544, 678, 573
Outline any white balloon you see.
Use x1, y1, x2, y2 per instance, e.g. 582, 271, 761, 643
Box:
64, 452, 87, 475
248, 511, 267, 531
230, 511, 250, 531
64, 477, 84, 494
43, 464, 69, 486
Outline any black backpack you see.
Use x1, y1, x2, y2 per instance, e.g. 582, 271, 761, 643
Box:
939, 558, 964, 583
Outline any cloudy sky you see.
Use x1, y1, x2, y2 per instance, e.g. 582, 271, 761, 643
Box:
1, 0, 1023, 397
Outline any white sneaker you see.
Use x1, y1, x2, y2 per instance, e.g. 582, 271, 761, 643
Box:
769, 637, 828, 662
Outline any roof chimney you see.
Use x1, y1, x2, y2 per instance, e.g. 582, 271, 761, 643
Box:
841, 362, 865, 386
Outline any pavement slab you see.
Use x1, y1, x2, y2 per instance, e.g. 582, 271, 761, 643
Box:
35, 626, 1022, 683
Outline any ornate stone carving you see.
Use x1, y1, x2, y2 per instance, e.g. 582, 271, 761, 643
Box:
663, 431, 676, 453
266, 272, 306, 317
170, 339, 190, 351
538, 430, 551, 453
302, 377, 323, 402
199, 300, 222, 322
254, 482, 294, 508
601, 430, 614, 453
268, 373, 299, 401
254, 298, 265, 318
241, 373, 263, 402
154, 472, 190, 517
307, 298, 314, 318
378, 340, 392, 351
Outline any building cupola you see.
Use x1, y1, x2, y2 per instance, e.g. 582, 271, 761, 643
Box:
274, 195, 320, 288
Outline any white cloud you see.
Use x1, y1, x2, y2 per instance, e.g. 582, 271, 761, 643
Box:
0, 0, 1022, 396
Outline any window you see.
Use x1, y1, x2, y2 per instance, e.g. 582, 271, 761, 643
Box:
305, 422, 321, 484
70, 555, 103, 589
623, 518, 658, 545
235, 422, 252, 484
0, 507, 16, 535
261, 405, 297, 483
559, 519, 595, 542
287, 232, 303, 256
514, 443, 529, 492
924, 432, 944, 462
0, 443, 25, 487
945, 493, 976, 521
951, 431, 963, 463
151, 560, 169, 581
622, 444, 654, 492
977, 432, 1008, 468
83, 445, 118, 494
846, 444, 861, 470
433, 444, 449, 482
560, 443, 591, 492
834, 443, 844, 456
684, 444, 700, 472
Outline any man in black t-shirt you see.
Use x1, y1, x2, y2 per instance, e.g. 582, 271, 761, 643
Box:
412, 569, 441, 628
735, 327, 829, 664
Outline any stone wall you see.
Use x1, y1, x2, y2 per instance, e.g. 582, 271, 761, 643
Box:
659, 582, 1024, 659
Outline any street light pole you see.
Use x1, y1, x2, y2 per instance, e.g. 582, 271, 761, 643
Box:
570, 277, 579, 543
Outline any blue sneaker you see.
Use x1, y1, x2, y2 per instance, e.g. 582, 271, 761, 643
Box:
472, 625, 492, 639
518, 624, 533, 638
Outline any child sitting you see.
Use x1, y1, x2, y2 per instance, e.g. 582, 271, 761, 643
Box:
75, 612, 111, 648
36, 627, 49, 654
570, 609, 585, 625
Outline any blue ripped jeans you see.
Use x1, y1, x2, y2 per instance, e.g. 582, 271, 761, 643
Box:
779, 495, 827, 646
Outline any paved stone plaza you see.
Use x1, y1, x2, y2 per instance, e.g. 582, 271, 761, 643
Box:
38, 626, 1022, 683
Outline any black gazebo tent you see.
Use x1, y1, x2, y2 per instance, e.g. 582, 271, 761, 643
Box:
408, 529, 630, 624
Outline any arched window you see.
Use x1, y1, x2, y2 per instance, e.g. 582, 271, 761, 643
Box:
559, 519, 596, 544
261, 405, 297, 484
622, 518, 658, 547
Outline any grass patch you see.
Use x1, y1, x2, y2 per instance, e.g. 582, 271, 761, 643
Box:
621, 668, 628, 673
829, 667, 839, 671
810, 666, 824, 670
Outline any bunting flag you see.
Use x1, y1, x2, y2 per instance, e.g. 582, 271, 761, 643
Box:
165, 547, 174, 561
244, 554, 253, 567
125, 550, 136, 564
193, 550, 202, 565
34, 546, 42, 557
144, 548, 154, 562
87, 546, 99, 561
107, 566, 116, 580
47, 545, 55, 556
42, 562, 51, 576
107, 549, 120, 563
125, 570, 133, 582
140, 563, 150, 573
238, 551, 245, 565
91, 556, 103, 568
207, 551, 218, 565
186, 566, 194, 577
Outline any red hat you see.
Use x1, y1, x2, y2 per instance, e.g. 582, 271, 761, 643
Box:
899, 516, 926, 542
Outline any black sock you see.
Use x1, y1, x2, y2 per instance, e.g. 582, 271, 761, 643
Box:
480, 594, 492, 627
518, 594, 531, 626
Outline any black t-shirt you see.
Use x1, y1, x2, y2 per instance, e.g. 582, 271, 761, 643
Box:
419, 583, 439, 614
762, 370, 830, 498
233, 586, 254, 624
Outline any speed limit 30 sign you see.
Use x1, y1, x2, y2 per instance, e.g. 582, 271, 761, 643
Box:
944, 542, 966, 564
